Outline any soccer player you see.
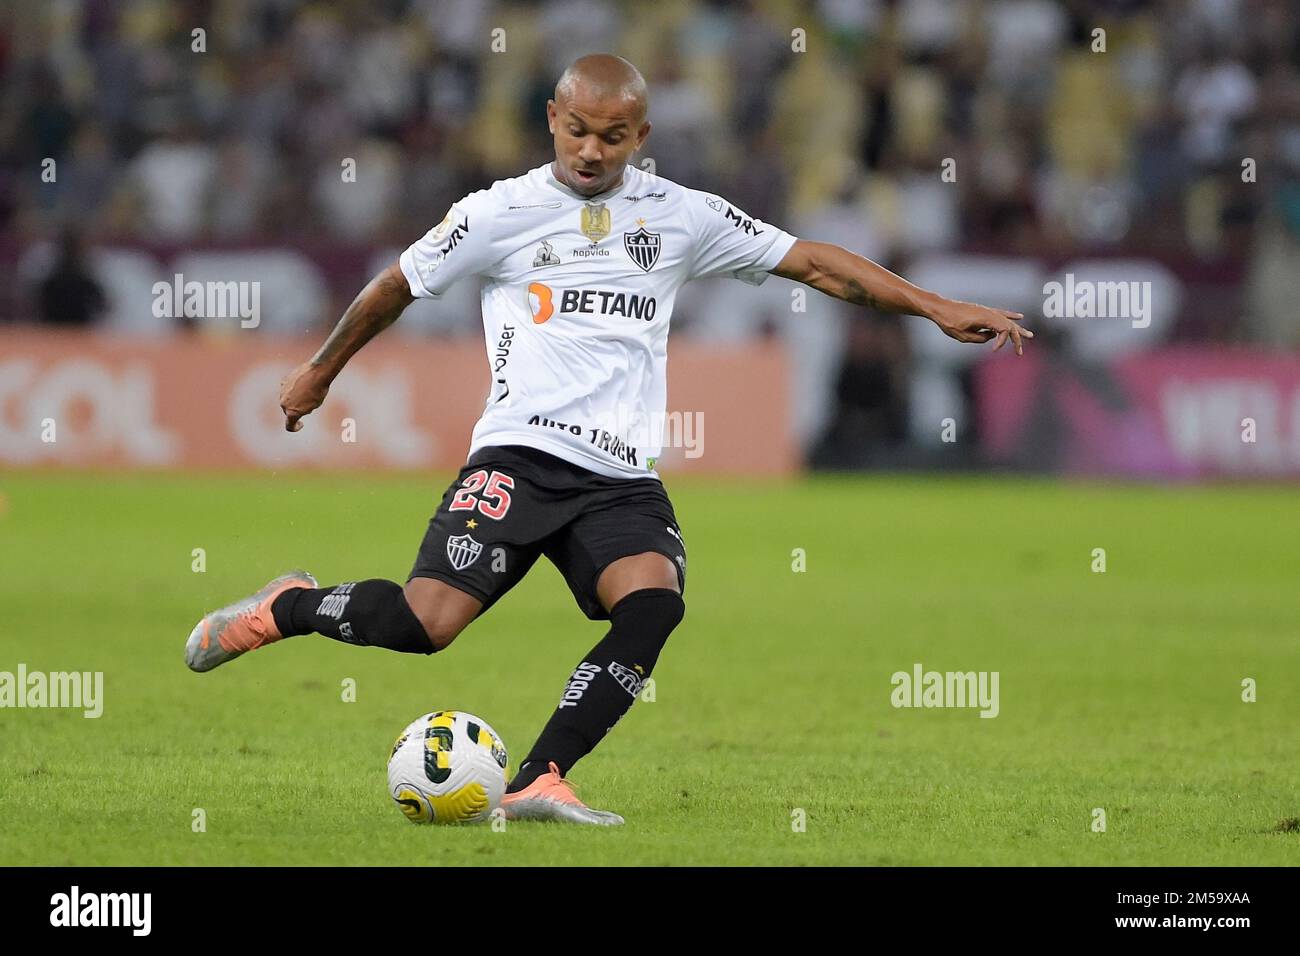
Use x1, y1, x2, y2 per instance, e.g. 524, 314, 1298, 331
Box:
185, 54, 1030, 824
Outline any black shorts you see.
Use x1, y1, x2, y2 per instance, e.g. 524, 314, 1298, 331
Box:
408, 444, 686, 620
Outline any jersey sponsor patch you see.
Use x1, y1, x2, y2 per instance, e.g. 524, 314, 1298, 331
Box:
424, 215, 470, 274
703, 195, 763, 234
724, 205, 763, 235
445, 533, 483, 570
526, 285, 657, 322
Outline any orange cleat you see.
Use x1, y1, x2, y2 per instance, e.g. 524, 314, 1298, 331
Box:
185, 571, 317, 673
500, 761, 625, 825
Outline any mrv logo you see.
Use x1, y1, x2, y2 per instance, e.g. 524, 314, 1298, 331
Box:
704, 195, 764, 234
434, 216, 469, 259
152, 273, 260, 328
50, 886, 151, 936
1042, 273, 1152, 329
890, 663, 999, 718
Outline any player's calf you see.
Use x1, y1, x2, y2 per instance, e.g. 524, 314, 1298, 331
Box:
269, 578, 446, 653
506, 587, 685, 799
402, 576, 483, 651
184, 574, 468, 673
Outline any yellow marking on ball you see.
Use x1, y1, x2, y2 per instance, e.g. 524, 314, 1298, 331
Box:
395, 788, 432, 823
429, 783, 490, 823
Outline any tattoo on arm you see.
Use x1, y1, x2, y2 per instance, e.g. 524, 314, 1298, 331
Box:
842, 277, 885, 311
310, 267, 414, 372
805, 242, 926, 316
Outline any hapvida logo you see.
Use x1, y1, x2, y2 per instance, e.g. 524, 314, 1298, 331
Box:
890, 663, 999, 718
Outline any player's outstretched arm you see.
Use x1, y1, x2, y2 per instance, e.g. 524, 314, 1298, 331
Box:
279, 260, 415, 432
771, 239, 1033, 355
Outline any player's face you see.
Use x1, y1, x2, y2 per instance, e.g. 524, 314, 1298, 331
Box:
547, 91, 650, 197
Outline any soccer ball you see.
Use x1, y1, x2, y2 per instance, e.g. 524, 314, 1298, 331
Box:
387, 710, 508, 824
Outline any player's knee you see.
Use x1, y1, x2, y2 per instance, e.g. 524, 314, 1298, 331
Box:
665, 591, 685, 633
659, 590, 686, 633
365, 588, 440, 655
611, 587, 685, 638
420, 618, 464, 652
402, 580, 477, 652
406, 602, 465, 653
605, 589, 683, 678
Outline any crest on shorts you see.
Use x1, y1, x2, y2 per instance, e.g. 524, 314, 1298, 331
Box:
445, 533, 483, 571
624, 225, 661, 272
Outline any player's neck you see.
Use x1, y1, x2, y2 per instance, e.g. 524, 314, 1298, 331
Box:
547, 161, 627, 202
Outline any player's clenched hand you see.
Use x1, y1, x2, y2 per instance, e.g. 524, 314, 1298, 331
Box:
927, 298, 1034, 355
279, 362, 331, 432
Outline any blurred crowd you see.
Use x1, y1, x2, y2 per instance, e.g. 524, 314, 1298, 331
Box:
4, 0, 1298, 254
3, 0, 1300, 460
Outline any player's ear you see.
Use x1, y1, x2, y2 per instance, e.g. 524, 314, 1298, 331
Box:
635, 120, 652, 150
546, 99, 557, 133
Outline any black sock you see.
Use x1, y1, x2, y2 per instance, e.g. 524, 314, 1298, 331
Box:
507, 588, 684, 792
270, 579, 434, 655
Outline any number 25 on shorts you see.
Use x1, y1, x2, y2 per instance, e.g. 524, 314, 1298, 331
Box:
449, 470, 514, 519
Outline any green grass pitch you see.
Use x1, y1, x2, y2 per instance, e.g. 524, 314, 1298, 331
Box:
1, 472, 1296, 865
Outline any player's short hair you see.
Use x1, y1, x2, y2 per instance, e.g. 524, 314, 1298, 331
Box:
555, 54, 647, 120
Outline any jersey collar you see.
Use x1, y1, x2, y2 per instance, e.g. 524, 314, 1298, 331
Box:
545, 161, 632, 203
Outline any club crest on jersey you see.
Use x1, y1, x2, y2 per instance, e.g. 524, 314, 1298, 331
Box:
580, 202, 611, 243
624, 226, 661, 272
445, 533, 483, 571
533, 239, 561, 267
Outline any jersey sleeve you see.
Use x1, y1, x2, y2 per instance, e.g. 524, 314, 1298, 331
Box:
686, 191, 799, 286
399, 187, 500, 298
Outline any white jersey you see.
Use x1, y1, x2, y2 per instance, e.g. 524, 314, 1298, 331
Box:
399, 162, 798, 479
